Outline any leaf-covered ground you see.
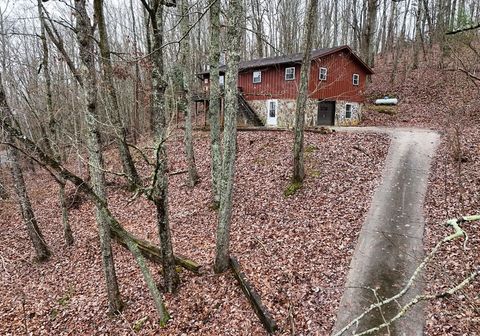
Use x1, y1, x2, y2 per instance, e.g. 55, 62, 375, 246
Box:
365, 51, 480, 335
363, 51, 480, 130
423, 128, 480, 335
0, 130, 389, 335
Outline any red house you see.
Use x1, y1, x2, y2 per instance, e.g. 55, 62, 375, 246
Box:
197, 45, 373, 127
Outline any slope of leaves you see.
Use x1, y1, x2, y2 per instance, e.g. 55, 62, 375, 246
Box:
0, 130, 389, 335
363, 49, 480, 129
365, 47, 480, 335
423, 127, 480, 335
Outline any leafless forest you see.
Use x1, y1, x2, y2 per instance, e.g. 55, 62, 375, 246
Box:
0, 0, 479, 335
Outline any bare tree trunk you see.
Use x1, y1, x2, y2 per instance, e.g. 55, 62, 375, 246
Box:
458, 0, 466, 22
363, 0, 378, 68
342, 0, 351, 45
413, 0, 423, 69
214, 0, 244, 274
143, 5, 154, 132
94, 0, 140, 190
8, 141, 51, 261
422, 0, 434, 46
0, 177, 7, 199
386, 0, 397, 53
208, 0, 222, 207
333, 0, 339, 47
58, 182, 73, 245
74, 0, 122, 314
378, 0, 388, 53
292, 0, 318, 184
146, 0, 179, 293
179, 0, 199, 188
130, 0, 141, 142
37, 0, 74, 246
450, 0, 457, 29
391, 0, 411, 84
0, 73, 50, 261
252, 0, 265, 58
352, 0, 359, 51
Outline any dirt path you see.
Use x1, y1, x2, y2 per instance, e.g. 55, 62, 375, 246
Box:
332, 128, 440, 336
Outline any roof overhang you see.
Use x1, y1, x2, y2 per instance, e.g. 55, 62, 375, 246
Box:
197, 45, 374, 78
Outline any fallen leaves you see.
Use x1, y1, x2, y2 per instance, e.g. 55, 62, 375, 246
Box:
423, 127, 480, 336
0, 130, 389, 335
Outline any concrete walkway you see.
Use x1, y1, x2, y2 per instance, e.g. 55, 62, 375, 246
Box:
332, 128, 440, 336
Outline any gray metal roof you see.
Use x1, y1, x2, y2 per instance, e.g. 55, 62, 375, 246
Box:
197, 45, 374, 77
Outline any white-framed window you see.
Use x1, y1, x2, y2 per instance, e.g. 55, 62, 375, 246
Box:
253, 71, 262, 83
319, 67, 328, 81
353, 74, 360, 86
345, 104, 353, 119
285, 67, 295, 81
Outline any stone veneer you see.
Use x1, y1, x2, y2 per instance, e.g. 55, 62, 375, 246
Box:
247, 99, 362, 127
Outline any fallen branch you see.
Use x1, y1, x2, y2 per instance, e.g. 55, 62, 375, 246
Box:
169, 169, 188, 176
288, 299, 295, 336
334, 215, 480, 336
446, 22, 480, 35
0, 116, 198, 323
353, 269, 478, 336
230, 256, 278, 334
353, 145, 370, 157
112, 230, 201, 273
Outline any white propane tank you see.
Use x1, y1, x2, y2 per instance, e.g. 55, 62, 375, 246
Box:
375, 97, 398, 105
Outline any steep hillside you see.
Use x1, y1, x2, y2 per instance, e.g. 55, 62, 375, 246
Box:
363, 46, 480, 129
365, 45, 480, 335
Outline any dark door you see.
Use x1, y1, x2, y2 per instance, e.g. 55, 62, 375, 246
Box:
317, 101, 335, 126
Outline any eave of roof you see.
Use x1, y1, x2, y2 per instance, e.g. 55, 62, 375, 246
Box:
197, 45, 374, 78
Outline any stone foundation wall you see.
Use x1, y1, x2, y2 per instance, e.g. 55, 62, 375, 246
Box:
248, 100, 297, 127
248, 100, 268, 125
246, 99, 362, 127
335, 101, 362, 126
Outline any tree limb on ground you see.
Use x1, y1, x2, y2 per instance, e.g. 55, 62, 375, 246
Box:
334, 215, 480, 336
113, 230, 200, 273
230, 256, 278, 334
0, 115, 200, 324
446, 23, 480, 35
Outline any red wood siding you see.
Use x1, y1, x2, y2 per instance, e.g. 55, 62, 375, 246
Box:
308, 52, 368, 102
238, 51, 369, 102
238, 64, 302, 100
201, 50, 370, 103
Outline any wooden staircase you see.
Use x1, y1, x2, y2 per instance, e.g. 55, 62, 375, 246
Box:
237, 93, 264, 126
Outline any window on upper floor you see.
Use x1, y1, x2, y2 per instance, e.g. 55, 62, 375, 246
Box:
253, 71, 262, 84
353, 74, 360, 86
285, 67, 295, 81
319, 67, 327, 81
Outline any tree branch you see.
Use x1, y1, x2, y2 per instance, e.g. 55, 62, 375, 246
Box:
446, 23, 480, 35
334, 215, 480, 336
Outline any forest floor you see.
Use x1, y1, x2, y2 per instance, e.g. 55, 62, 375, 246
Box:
0, 130, 390, 335
1, 52, 480, 335
363, 54, 480, 335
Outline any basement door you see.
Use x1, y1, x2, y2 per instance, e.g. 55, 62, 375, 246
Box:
317, 101, 335, 126
266, 99, 278, 126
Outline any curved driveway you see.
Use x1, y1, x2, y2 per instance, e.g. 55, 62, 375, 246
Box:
332, 128, 440, 336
